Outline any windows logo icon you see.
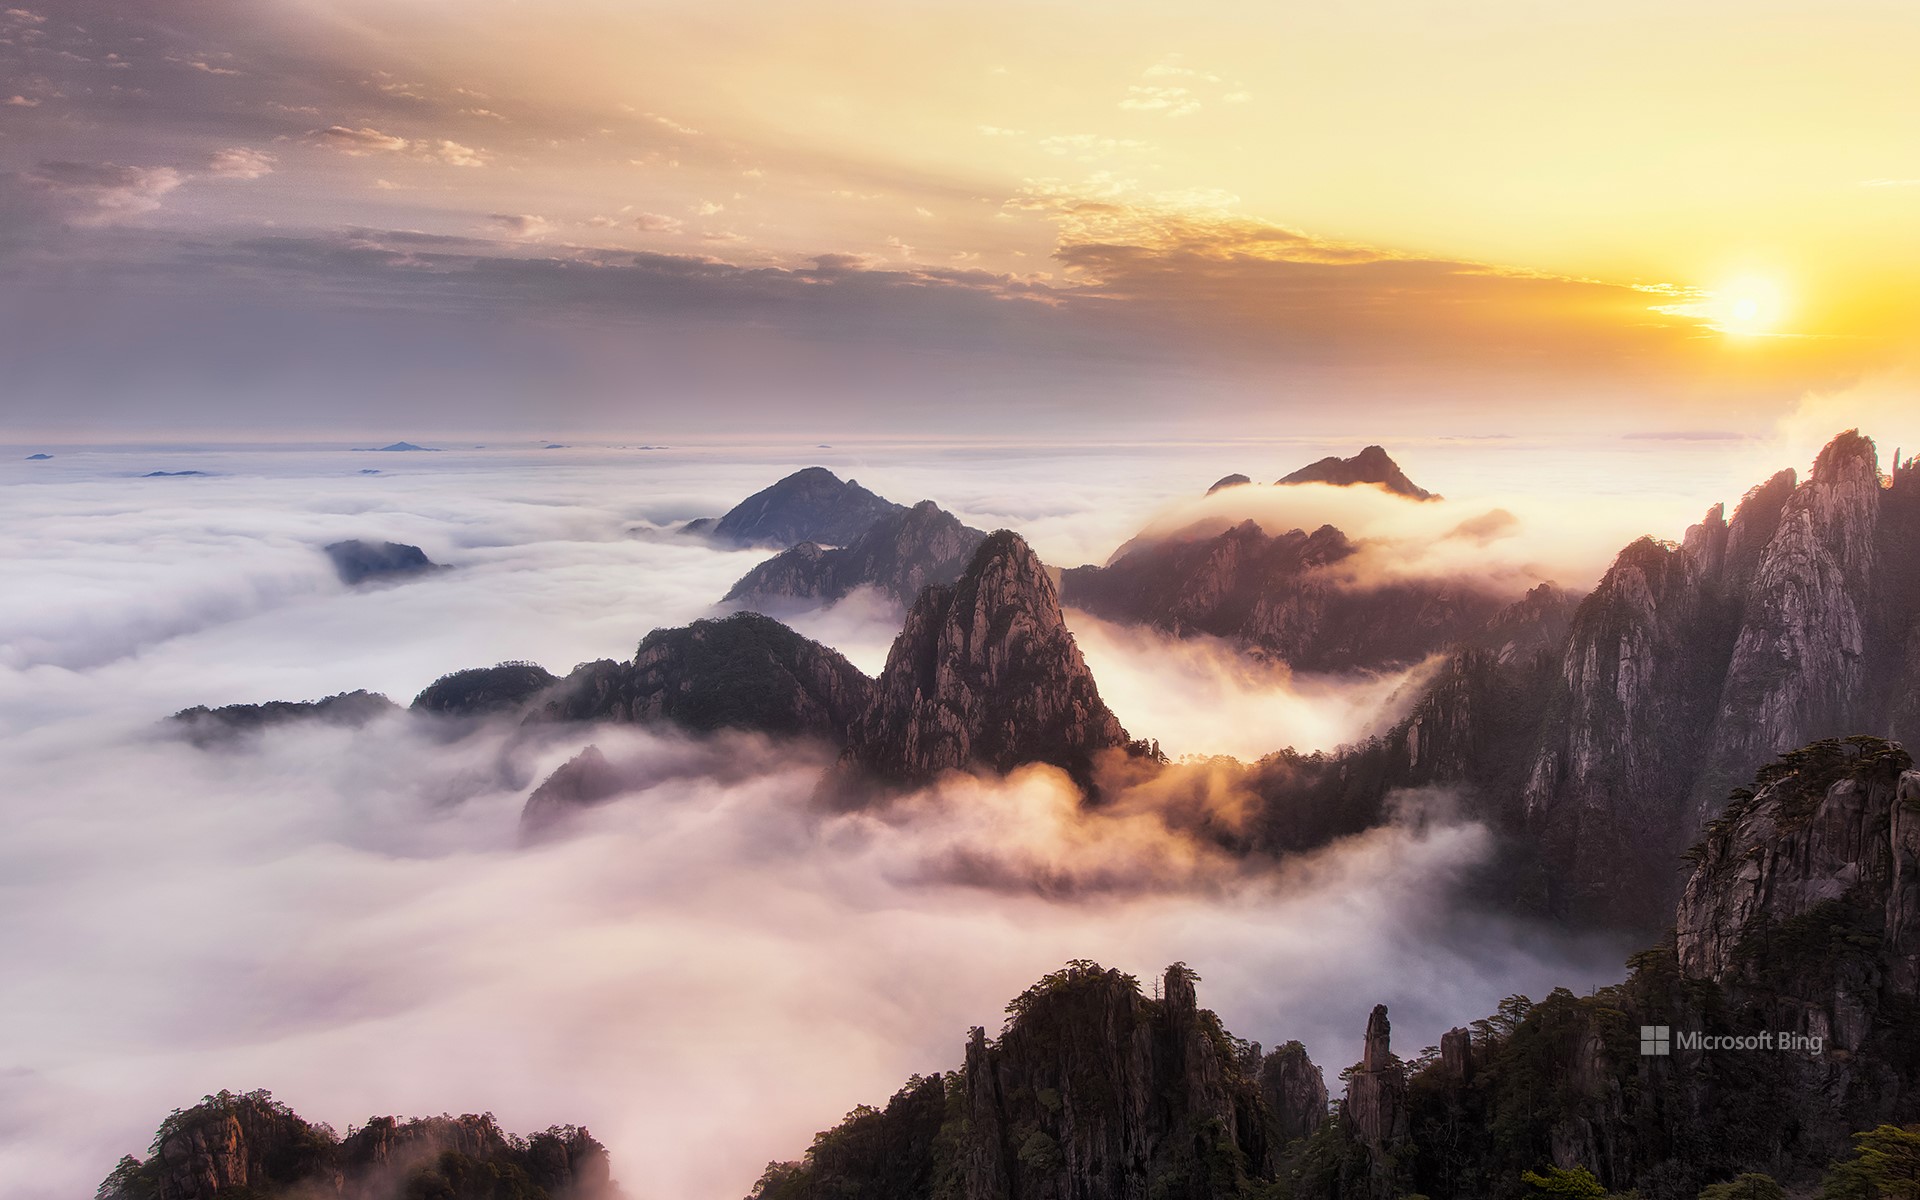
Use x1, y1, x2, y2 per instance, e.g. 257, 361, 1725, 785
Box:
1641, 1025, 1671, 1056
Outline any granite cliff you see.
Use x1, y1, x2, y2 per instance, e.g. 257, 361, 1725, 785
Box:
836, 531, 1132, 793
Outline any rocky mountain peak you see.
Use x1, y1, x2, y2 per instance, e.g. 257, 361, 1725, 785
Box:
1208, 472, 1252, 494
837, 530, 1129, 792
1812, 427, 1881, 486
1278, 445, 1437, 500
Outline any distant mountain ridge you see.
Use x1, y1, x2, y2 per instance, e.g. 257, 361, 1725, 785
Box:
681, 466, 904, 548
1278, 443, 1437, 499
724, 499, 988, 609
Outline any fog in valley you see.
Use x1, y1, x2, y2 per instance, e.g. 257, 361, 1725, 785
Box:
0, 435, 1811, 1197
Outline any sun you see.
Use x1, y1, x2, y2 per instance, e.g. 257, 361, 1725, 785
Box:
1711, 276, 1787, 336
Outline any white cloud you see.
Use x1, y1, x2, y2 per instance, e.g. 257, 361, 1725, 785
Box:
426, 139, 487, 167
22, 161, 183, 223
0, 445, 1682, 1197
309, 128, 487, 167
206, 147, 275, 180
310, 125, 411, 155
1119, 84, 1202, 117
487, 213, 552, 239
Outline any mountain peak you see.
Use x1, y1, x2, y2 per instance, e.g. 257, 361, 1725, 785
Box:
837, 529, 1128, 792
1277, 445, 1436, 500
689, 467, 905, 548
1811, 427, 1880, 486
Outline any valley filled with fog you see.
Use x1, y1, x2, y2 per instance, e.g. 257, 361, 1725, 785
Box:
0, 438, 1777, 1198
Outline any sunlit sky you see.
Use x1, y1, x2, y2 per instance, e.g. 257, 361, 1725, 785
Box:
2, 0, 1915, 439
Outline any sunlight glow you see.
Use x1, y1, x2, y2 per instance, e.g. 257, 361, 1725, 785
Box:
1711, 276, 1788, 336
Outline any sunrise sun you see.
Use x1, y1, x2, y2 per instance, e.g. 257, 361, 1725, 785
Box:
1712, 276, 1788, 336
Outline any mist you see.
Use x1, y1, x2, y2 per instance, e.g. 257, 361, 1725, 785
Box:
0, 439, 1770, 1198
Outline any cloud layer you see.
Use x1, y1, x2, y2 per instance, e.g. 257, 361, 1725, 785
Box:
0, 445, 1674, 1199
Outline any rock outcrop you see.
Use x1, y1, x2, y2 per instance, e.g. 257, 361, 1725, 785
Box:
838, 531, 1129, 792
1342, 1006, 1411, 1199
752, 963, 1302, 1200
1277, 445, 1437, 500
1257, 1040, 1329, 1147
724, 499, 987, 609
171, 690, 398, 745
323, 539, 442, 585
682, 467, 904, 548
1060, 519, 1508, 672
95, 1089, 618, 1200
533, 612, 874, 744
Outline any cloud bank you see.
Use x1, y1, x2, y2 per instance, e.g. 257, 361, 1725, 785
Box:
0, 446, 1661, 1199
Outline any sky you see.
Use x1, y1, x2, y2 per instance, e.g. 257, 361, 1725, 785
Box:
3, 0, 1916, 440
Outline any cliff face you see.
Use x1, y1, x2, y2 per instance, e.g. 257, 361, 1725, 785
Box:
1676, 737, 1920, 1034
1060, 520, 1507, 673
534, 612, 874, 744
1524, 430, 1920, 925
724, 499, 987, 609
685, 467, 904, 548
1276, 445, 1438, 501
96, 1090, 617, 1200
1257, 1040, 1329, 1147
838, 531, 1130, 792
752, 963, 1309, 1200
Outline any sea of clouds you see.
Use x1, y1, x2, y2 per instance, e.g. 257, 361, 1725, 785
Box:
0, 435, 1796, 1199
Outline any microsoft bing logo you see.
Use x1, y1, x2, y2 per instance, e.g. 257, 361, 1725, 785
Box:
1641, 1025, 1671, 1056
